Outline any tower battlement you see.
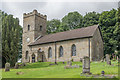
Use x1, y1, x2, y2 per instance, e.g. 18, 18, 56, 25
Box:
23, 9, 47, 20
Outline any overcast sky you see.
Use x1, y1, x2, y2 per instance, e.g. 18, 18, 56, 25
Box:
0, 0, 119, 26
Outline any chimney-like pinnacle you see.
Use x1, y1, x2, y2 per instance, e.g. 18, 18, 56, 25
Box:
33, 9, 38, 14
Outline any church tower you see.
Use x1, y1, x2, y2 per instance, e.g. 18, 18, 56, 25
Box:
22, 10, 47, 62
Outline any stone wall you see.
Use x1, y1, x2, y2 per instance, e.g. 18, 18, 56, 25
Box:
91, 27, 104, 61
22, 15, 35, 63
30, 38, 90, 62
22, 10, 47, 63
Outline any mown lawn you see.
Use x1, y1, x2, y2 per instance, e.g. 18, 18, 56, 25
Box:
2, 61, 118, 78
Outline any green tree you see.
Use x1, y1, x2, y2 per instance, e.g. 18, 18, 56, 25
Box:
113, 8, 120, 57
1, 10, 22, 67
47, 19, 61, 34
62, 11, 83, 30
82, 11, 100, 27
99, 9, 117, 55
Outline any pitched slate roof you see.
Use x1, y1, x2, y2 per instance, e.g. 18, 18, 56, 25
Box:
29, 25, 98, 46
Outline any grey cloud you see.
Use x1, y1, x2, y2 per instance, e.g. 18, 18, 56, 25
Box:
0, 2, 118, 26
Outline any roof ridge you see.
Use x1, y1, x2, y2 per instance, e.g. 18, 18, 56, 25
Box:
44, 25, 98, 37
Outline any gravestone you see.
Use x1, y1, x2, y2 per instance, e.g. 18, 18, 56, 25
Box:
108, 60, 111, 65
5, 62, 10, 72
106, 54, 111, 65
82, 56, 90, 74
117, 56, 119, 61
101, 57, 104, 62
80, 58, 82, 62
64, 61, 72, 69
104, 58, 106, 62
67, 61, 72, 66
14, 63, 19, 69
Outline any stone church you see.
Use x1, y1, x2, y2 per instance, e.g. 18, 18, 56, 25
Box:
22, 10, 104, 63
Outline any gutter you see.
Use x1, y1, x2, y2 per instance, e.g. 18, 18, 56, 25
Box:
55, 42, 57, 64
88, 38, 90, 60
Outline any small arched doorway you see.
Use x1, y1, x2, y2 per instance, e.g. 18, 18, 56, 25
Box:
32, 53, 35, 63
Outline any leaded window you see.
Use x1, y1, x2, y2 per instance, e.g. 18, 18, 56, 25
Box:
71, 44, 76, 56
59, 46, 63, 57
48, 47, 52, 58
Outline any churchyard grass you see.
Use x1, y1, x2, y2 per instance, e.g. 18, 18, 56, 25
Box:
2, 61, 118, 78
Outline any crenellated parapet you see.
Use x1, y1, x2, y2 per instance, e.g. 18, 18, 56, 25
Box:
23, 9, 47, 20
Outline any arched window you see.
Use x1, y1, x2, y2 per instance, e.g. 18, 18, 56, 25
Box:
48, 47, 52, 58
59, 46, 63, 57
40, 25, 42, 31
71, 44, 76, 56
25, 51, 28, 59
28, 25, 30, 31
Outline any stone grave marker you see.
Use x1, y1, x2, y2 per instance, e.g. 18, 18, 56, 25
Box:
106, 54, 111, 65
64, 61, 72, 69
14, 62, 19, 69
100, 57, 104, 62
82, 56, 90, 74
67, 61, 72, 66
108, 60, 111, 65
117, 56, 119, 61
5, 62, 10, 72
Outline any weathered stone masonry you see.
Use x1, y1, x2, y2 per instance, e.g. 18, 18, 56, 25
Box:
22, 10, 104, 63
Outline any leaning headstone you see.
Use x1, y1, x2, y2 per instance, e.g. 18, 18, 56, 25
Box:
82, 56, 90, 74
14, 63, 19, 69
5, 62, 10, 72
106, 54, 111, 65
67, 61, 72, 66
